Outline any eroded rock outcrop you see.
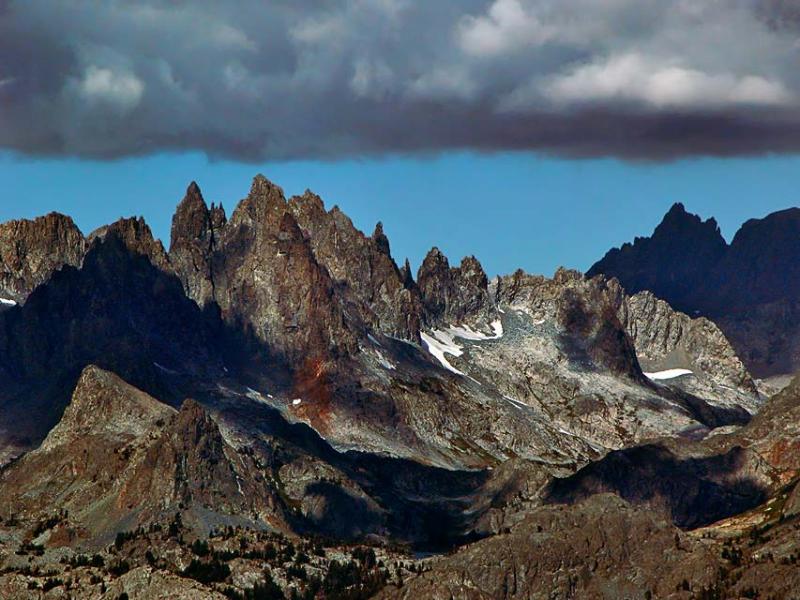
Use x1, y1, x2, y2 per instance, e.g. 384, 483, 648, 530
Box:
417, 248, 496, 328
0, 212, 86, 303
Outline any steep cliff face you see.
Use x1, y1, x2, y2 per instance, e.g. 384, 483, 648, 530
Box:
0, 213, 86, 304
618, 290, 761, 411
0, 367, 291, 545
169, 181, 226, 308
169, 176, 359, 366
287, 191, 423, 341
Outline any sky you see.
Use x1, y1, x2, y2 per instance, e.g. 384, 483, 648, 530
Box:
3, 150, 799, 277
3, 0, 800, 276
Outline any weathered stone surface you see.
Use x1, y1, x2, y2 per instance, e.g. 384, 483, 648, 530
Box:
619, 289, 761, 411
169, 181, 226, 307
287, 190, 423, 341
417, 248, 496, 328
0, 212, 86, 303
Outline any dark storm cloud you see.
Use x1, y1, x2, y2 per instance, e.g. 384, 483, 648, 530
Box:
2, 0, 800, 160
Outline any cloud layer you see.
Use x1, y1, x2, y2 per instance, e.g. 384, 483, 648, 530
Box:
2, 0, 800, 160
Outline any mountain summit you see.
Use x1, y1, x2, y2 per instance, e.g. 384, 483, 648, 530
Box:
590, 203, 800, 377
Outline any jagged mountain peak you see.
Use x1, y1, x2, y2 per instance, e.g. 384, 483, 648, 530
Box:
372, 221, 391, 257
0, 211, 86, 303
90, 216, 170, 269
655, 201, 723, 239
417, 247, 495, 327
40, 366, 175, 451
248, 173, 285, 202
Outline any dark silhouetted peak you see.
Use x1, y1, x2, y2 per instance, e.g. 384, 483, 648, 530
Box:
587, 204, 727, 313
372, 221, 391, 257
714, 207, 800, 308
0, 212, 86, 303
654, 202, 722, 241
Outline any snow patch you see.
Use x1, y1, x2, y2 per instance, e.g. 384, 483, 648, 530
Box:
292, 398, 302, 406
447, 320, 503, 341
502, 394, 528, 410
0, 298, 16, 306
644, 368, 694, 380
420, 331, 464, 375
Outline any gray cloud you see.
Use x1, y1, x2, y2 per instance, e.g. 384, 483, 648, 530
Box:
2, 0, 800, 160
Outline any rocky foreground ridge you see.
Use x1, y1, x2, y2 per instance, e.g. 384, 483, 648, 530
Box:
0, 176, 792, 599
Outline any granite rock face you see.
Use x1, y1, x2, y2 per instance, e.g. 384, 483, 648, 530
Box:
618, 290, 761, 411
0, 366, 290, 546
169, 181, 226, 308
417, 248, 497, 329
0, 212, 86, 303
287, 191, 423, 341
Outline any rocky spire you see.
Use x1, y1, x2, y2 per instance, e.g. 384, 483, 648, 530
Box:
417, 248, 495, 327
400, 257, 415, 289
372, 221, 391, 257
169, 181, 224, 307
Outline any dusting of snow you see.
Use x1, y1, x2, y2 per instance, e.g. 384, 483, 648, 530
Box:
644, 368, 694, 381
420, 331, 464, 375
375, 350, 396, 370
292, 398, 302, 406
502, 394, 528, 410
0, 298, 16, 306
368, 333, 383, 347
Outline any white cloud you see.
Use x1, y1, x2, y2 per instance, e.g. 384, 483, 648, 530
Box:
77, 66, 144, 112
534, 53, 793, 110
458, 0, 555, 57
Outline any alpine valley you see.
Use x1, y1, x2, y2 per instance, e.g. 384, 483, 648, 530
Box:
1, 177, 800, 599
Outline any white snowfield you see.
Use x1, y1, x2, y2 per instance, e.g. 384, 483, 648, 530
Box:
644, 368, 694, 380
0, 298, 16, 306
420, 319, 504, 375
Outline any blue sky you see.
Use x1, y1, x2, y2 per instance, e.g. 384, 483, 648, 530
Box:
2, 151, 799, 278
